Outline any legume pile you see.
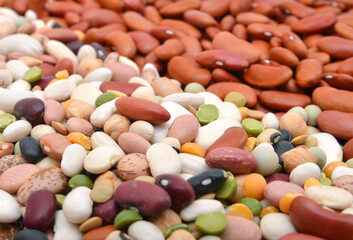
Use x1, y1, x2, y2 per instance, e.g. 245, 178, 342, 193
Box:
0, 0, 353, 239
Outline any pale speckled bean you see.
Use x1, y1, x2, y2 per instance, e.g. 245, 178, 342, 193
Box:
62, 186, 93, 224
61, 144, 87, 177
84, 145, 125, 174
3, 120, 32, 143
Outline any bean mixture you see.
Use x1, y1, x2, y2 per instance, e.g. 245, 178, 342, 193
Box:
0, 0, 353, 239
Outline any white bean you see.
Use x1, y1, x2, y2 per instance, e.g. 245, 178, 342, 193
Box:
61, 144, 87, 177
62, 187, 93, 224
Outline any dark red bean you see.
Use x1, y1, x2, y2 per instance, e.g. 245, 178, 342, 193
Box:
13, 98, 45, 123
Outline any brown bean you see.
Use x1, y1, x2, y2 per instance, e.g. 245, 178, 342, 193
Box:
337, 57, 353, 76
295, 59, 322, 88
317, 36, 353, 59
212, 68, 242, 83
144, 6, 162, 25
334, 22, 353, 40
81, 8, 122, 27
200, 0, 230, 18
195, 49, 249, 71
212, 31, 261, 64
154, 39, 185, 61
259, 90, 311, 111
183, 10, 218, 29
160, 0, 200, 17
317, 110, 353, 140
244, 63, 293, 88
160, 19, 202, 39
323, 73, 353, 90
181, 36, 202, 57
313, 87, 353, 113
236, 12, 270, 25
290, 196, 353, 240
230, 0, 252, 16
206, 82, 257, 107
247, 23, 284, 40
269, 47, 299, 68
292, 13, 337, 34
122, 11, 156, 32
282, 32, 308, 59
167, 56, 212, 86
105, 31, 136, 59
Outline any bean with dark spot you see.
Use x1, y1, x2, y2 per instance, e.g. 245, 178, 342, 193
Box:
187, 168, 228, 195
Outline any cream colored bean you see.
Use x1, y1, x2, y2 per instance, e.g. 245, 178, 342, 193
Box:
54, 210, 83, 240
179, 153, 210, 175
63, 186, 93, 224
119, 56, 140, 76
0, 189, 21, 223
6, 79, 31, 91
35, 156, 60, 169
129, 120, 154, 142
216, 102, 242, 122
131, 86, 157, 102
84, 145, 125, 174
0, 88, 35, 113
84, 67, 112, 83
90, 131, 119, 149
31, 125, 56, 141
162, 93, 204, 109
3, 120, 32, 142
70, 83, 102, 107
180, 199, 225, 222
61, 144, 87, 177
77, 44, 97, 62
90, 99, 117, 128
44, 78, 77, 102
6, 60, 29, 80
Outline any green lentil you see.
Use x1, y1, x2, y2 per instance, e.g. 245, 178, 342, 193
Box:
23, 66, 42, 83
319, 172, 331, 185
215, 171, 237, 199
95, 92, 116, 107
184, 82, 206, 93
0, 113, 16, 133
164, 223, 189, 238
308, 147, 327, 170
239, 197, 263, 216
196, 104, 219, 125
68, 174, 93, 189
195, 212, 228, 235
241, 118, 264, 136
304, 104, 322, 126
224, 91, 247, 107
114, 209, 143, 228
56, 194, 66, 210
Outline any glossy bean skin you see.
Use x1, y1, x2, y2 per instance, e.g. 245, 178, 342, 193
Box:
19, 137, 44, 164
114, 180, 171, 217
13, 98, 45, 123
14, 229, 49, 240
155, 174, 195, 211
92, 199, 120, 225
23, 189, 57, 230
187, 168, 228, 195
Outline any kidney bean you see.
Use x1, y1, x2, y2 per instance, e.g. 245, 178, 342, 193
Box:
200, 0, 230, 18
114, 180, 171, 217
105, 31, 136, 59
154, 39, 185, 61
259, 90, 311, 111
195, 50, 249, 71
322, 73, 353, 90
295, 59, 323, 88
220, 15, 236, 31
282, 32, 308, 59
93, 199, 120, 225
168, 56, 212, 86
269, 47, 299, 68
292, 13, 337, 34
279, 1, 315, 18
212, 68, 242, 83
230, 0, 252, 15
82, 8, 122, 28
23, 189, 56, 230
184, 9, 217, 29
129, 31, 160, 55
144, 6, 162, 25
317, 36, 353, 59
247, 23, 284, 40
13, 98, 44, 123
312, 87, 353, 113
181, 36, 202, 57
155, 174, 195, 211
150, 26, 186, 41
232, 23, 248, 40
159, 0, 200, 18
161, 19, 202, 39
